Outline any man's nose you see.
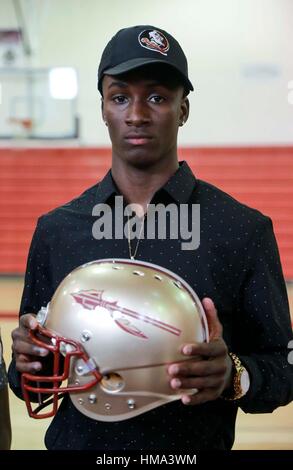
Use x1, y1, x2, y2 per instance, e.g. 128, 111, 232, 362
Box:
125, 100, 151, 126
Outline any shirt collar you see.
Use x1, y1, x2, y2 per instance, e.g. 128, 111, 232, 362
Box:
95, 161, 197, 205
160, 161, 197, 204
95, 169, 119, 203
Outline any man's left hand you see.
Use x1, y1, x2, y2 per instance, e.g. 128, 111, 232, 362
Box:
168, 297, 233, 405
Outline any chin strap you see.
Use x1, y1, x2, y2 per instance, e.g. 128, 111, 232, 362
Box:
33, 392, 66, 416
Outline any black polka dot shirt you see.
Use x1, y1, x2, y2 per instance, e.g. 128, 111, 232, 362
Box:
8, 161, 293, 450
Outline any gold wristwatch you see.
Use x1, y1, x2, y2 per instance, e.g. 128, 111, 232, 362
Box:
222, 352, 250, 401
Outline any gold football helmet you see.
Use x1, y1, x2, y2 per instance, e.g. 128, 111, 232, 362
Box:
22, 259, 208, 421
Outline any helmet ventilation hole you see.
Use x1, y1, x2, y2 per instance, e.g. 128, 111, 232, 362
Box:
173, 281, 182, 289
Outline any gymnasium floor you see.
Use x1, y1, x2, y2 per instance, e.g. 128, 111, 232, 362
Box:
1, 278, 292, 450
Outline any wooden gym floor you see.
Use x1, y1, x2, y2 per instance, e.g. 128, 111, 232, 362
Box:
1, 278, 292, 450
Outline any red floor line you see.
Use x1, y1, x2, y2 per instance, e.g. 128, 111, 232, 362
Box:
0, 312, 18, 320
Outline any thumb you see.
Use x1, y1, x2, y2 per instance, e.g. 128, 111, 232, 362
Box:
202, 297, 223, 340
20, 313, 38, 330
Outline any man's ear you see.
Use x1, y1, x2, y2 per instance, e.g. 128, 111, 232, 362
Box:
101, 96, 104, 116
101, 97, 107, 125
179, 96, 189, 126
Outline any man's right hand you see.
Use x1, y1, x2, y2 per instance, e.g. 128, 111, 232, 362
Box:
11, 314, 48, 374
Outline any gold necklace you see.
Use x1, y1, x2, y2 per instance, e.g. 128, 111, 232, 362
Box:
127, 212, 146, 260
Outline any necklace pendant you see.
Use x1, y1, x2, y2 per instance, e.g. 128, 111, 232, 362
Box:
131, 255, 135, 260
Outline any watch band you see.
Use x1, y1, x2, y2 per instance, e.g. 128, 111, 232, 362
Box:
222, 352, 249, 401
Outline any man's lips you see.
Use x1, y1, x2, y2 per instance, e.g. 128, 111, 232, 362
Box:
125, 135, 153, 145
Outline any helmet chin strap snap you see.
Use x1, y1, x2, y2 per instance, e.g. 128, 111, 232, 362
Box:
75, 358, 98, 376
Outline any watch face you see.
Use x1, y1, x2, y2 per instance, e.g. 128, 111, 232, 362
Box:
240, 369, 250, 395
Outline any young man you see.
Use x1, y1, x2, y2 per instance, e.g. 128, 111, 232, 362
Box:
9, 25, 293, 450
0, 334, 11, 450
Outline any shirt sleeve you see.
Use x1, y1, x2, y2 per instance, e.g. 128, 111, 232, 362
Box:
234, 216, 293, 413
8, 216, 54, 399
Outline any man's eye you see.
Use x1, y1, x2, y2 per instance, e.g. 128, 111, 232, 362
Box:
149, 95, 165, 104
113, 96, 128, 104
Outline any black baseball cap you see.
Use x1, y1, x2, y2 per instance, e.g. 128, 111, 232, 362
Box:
97, 25, 194, 94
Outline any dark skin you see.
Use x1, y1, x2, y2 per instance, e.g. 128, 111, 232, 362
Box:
11, 66, 233, 406
102, 67, 188, 213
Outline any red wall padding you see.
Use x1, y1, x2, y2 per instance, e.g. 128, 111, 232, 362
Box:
0, 146, 292, 278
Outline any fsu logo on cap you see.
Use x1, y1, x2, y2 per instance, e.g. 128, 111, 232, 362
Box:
138, 29, 169, 56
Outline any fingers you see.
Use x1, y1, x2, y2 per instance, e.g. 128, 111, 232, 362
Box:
15, 354, 43, 373
11, 313, 48, 374
180, 338, 228, 359
170, 373, 224, 391
19, 313, 38, 330
168, 355, 227, 378
166, 296, 230, 407
201, 297, 223, 340
14, 349, 45, 374
180, 388, 220, 406
12, 314, 38, 344
13, 340, 48, 357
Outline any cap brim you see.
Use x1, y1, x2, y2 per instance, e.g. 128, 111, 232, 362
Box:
103, 57, 194, 91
